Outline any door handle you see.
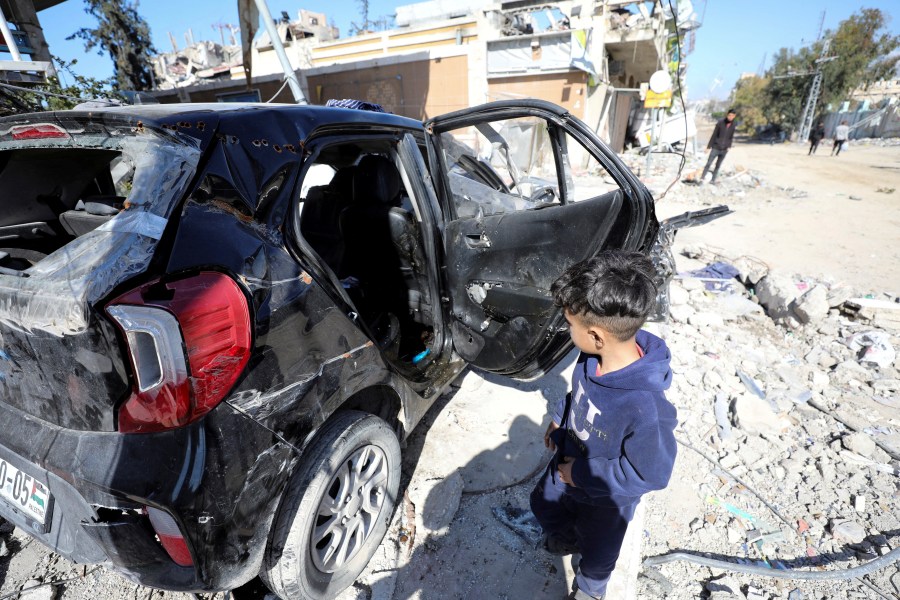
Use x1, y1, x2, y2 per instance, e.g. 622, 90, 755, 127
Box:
464, 233, 492, 248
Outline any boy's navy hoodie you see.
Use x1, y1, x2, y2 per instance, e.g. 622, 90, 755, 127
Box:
550, 329, 677, 509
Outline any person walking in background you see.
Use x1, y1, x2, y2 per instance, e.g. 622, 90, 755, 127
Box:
808, 121, 825, 155
832, 120, 850, 156
701, 108, 737, 184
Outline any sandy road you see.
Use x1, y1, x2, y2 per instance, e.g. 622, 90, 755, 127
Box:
657, 137, 900, 293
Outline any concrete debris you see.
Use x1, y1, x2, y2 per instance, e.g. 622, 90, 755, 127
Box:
792, 285, 830, 324
754, 272, 799, 320
829, 518, 867, 544
731, 393, 790, 435
639, 233, 900, 599
18, 579, 54, 600
842, 431, 878, 458
153, 41, 243, 90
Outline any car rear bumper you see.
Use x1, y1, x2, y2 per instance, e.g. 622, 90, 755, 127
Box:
0, 400, 290, 591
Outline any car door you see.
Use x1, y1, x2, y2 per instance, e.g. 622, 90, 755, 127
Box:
425, 99, 656, 379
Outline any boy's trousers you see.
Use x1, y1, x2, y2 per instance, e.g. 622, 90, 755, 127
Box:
530, 465, 634, 599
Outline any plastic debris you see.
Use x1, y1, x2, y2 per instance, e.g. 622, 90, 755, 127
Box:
845, 330, 896, 368
686, 261, 740, 292
736, 370, 765, 399
714, 393, 732, 440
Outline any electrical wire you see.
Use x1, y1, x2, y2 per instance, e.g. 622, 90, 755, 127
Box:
672, 435, 899, 596
654, 0, 689, 202
644, 547, 900, 581
675, 436, 798, 536
265, 78, 290, 103
0, 81, 118, 105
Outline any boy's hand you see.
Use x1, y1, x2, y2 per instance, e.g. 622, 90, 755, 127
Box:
544, 421, 560, 451
557, 457, 575, 487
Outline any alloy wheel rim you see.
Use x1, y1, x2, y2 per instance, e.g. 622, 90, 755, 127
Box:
310, 444, 389, 573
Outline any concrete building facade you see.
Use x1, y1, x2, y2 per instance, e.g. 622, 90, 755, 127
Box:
149, 0, 675, 150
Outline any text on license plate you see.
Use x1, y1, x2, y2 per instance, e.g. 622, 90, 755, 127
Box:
0, 458, 50, 524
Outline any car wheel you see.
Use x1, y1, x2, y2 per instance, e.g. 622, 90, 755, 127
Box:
261, 411, 401, 600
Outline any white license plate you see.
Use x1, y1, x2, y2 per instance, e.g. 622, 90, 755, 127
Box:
0, 457, 51, 526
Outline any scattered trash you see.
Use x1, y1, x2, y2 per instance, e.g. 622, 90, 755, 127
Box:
707, 496, 757, 522
686, 261, 740, 292
875, 187, 895, 194
714, 393, 732, 440
845, 330, 896, 368
736, 370, 765, 399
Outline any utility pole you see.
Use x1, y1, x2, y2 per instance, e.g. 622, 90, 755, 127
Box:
251, 0, 307, 104
796, 38, 836, 144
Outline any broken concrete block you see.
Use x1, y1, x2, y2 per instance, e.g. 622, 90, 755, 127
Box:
669, 302, 695, 323
745, 585, 768, 600
755, 273, 799, 320
715, 293, 765, 320
792, 285, 830, 324
18, 580, 54, 600
408, 470, 464, 535
809, 369, 830, 390
705, 575, 741, 595
870, 378, 900, 393
732, 256, 767, 286
688, 311, 725, 328
842, 432, 877, 458
731, 394, 790, 435
830, 518, 867, 544
669, 283, 690, 306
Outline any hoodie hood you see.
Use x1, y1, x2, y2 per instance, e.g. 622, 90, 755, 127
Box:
585, 329, 672, 392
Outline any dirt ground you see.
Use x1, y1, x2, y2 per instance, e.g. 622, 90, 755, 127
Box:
1, 134, 898, 600
656, 132, 900, 295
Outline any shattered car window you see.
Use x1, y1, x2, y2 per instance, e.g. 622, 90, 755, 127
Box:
441, 116, 561, 217
558, 130, 623, 202
0, 129, 201, 335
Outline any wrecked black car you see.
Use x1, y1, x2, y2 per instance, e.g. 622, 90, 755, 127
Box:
0, 99, 667, 599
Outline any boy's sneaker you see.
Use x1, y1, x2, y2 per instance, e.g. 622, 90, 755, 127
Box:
566, 589, 602, 600
541, 532, 579, 556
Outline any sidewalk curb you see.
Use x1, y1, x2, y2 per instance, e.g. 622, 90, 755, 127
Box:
606, 500, 646, 599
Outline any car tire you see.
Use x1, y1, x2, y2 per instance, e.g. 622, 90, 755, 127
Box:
261, 410, 401, 600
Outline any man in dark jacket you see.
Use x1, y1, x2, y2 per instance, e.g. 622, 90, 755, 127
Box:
701, 108, 736, 184
808, 121, 825, 155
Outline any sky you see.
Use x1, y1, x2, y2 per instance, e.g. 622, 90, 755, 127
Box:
24, 0, 900, 100
35, 0, 402, 87
686, 0, 900, 99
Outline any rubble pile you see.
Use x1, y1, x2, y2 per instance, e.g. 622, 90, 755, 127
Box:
639, 246, 900, 599
618, 151, 781, 206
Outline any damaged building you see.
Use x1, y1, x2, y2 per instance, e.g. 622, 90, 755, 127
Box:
149, 0, 691, 152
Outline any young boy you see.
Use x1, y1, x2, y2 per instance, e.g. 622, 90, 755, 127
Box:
530, 251, 677, 600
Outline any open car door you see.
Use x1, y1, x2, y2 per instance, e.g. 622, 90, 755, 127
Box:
425, 100, 656, 379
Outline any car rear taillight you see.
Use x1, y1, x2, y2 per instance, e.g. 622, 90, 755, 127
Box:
106, 272, 252, 433
9, 123, 70, 140
146, 507, 193, 567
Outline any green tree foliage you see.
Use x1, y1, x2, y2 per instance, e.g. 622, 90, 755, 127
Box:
729, 75, 770, 133
0, 58, 122, 117
68, 0, 156, 91
822, 8, 900, 108
730, 8, 900, 133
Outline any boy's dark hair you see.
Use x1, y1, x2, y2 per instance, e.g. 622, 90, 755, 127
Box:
551, 251, 658, 341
